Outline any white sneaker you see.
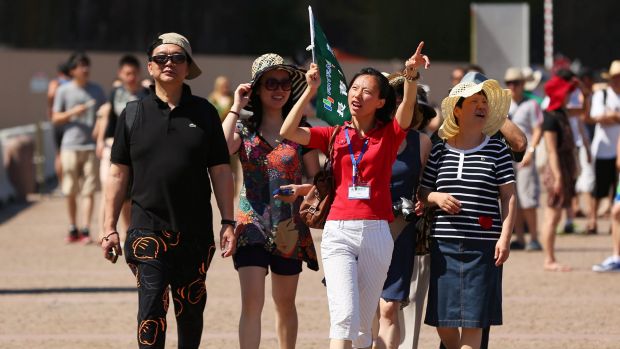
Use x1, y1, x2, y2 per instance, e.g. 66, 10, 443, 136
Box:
592, 256, 620, 272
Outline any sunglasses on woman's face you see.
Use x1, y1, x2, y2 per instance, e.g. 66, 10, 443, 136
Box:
263, 78, 292, 91
150, 53, 187, 65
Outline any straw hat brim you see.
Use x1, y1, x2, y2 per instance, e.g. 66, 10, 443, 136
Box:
244, 64, 307, 112
601, 72, 620, 80
439, 79, 511, 139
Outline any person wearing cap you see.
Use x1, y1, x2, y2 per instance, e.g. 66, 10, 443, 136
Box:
100, 33, 236, 349
588, 60, 620, 235
540, 71, 580, 272
281, 42, 430, 349
521, 67, 544, 105
374, 74, 434, 349
417, 72, 516, 349
503, 67, 544, 251
52, 51, 107, 244
221, 53, 320, 349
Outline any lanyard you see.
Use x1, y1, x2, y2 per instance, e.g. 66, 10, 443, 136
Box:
344, 128, 369, 185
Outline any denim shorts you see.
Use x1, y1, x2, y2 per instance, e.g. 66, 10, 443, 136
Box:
233, 245, 302, 276
424, 238, 503, 328
381, 222, 416, 304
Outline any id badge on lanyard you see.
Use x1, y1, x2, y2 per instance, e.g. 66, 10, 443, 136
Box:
345, 128, 371, 200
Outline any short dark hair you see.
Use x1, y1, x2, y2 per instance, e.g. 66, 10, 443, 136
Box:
57, 61, 70, 76
348, 68, 396, 124
119, 54, 140, 69
67, 51, 90, 70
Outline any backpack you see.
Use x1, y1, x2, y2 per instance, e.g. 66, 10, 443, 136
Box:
124, 100, 140, 135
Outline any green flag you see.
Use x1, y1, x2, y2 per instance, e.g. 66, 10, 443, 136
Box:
309, 7, 351, 126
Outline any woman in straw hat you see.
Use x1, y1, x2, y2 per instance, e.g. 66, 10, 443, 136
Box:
375, 75, 435, 349
281, 42, 430, 349
221, 53, 320, 349
417, 73, 516, 349
540, 72, 580, 272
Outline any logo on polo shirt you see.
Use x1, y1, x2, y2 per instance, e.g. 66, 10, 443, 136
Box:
189, 123, 197, 128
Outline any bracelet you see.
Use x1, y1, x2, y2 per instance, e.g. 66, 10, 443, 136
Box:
402, 69, 420, 82
221, 219, 237, 228
228, 110, 240, 117
101, 231, 119, 242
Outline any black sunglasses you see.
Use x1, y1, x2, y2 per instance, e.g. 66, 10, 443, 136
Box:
150, 53, 187, 65
505, 80, 523, 86
263, 78, 292, 91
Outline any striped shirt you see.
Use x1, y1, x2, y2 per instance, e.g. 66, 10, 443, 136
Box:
420, 136, 515, 240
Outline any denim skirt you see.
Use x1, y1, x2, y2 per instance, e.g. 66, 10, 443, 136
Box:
424, 238, 503, 328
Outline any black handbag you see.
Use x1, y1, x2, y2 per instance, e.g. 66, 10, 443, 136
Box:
414, 207, 433, 255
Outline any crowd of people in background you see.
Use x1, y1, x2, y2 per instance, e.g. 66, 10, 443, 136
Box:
44, 32, 620, 349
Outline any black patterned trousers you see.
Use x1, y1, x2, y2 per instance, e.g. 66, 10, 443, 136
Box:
124, 229, 216, 349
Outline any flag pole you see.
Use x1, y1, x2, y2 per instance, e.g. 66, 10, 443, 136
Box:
308, 6, 316, 63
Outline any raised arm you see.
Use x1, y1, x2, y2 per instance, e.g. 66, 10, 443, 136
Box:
396, 41, 431, 130
499, 119, 527, 153
221, 83, 252, 155
280, 64, 321, 146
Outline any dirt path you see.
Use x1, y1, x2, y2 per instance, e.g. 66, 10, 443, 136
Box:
0, 194, 618, 348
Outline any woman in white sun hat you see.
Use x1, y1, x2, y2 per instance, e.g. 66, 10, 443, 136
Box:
222, 53, 320, 349
418, 72, 516, 349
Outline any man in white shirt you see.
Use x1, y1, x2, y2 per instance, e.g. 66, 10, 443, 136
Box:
589, 60, 620, 235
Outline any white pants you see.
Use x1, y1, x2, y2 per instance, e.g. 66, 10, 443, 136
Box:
322, 220, 393, 348
398, 254, 431, 349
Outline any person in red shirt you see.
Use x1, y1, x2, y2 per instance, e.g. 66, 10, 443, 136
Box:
281, 42, 430, 349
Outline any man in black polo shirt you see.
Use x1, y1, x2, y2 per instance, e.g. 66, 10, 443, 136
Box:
100, 33, 236, 349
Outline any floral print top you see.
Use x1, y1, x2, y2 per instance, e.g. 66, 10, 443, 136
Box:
234, 119, 319, 271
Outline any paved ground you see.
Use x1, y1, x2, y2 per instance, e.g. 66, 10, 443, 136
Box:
0, 192, 619, 349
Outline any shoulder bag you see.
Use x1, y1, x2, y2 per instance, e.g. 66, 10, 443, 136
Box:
299, 126, 340, 229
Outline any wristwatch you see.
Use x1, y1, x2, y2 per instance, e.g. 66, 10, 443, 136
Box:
527, 146, 536, 153
221, 219, 237, 228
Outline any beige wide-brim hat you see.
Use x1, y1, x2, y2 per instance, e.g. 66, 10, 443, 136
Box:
158, 32, 201, 80
601, 60, 620, 80
439, 74, 511, 139
504, 67, 526, 82
505, 67, 542, 91
522, 67, 542, 91
244, 53, 306, 111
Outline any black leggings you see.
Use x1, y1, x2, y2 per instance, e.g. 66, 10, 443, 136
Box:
125, 229, 215, 349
